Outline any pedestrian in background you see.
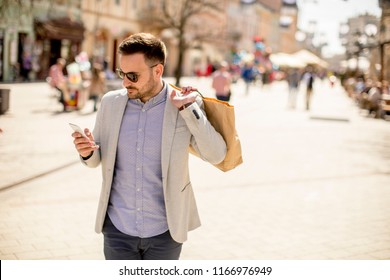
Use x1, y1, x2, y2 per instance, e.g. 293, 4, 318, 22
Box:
70, 33, 226, 260
363, 81, 382, 118
302, 66, 315, 110
48, 58, 69, 111
286, 67, 300, 109
89, 63, 106, 112
20, 52, 32, 81
241, 62, 256, 95
212, 61, 232, 102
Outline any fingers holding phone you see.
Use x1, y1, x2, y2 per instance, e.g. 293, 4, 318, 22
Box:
69, 123, 99, 158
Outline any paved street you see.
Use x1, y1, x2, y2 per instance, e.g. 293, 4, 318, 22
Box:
0, 77, 389, 260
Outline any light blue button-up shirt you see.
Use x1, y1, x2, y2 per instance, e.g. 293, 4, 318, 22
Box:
108, 82, 168, 238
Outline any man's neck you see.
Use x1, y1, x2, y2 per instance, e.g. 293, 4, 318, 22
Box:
140, 80, 164, 103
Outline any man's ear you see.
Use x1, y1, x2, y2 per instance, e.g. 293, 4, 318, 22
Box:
155, 64, 164, 77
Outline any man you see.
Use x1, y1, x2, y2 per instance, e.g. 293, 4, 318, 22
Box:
71, 33, 226, 260
286, 67, 300, 109
212, 61, 232, 102
366, 82, 382, 118
241, 62, 256, 95
302, 66, 315, 110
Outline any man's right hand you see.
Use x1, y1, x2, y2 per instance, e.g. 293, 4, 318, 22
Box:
71, 128, 99, 158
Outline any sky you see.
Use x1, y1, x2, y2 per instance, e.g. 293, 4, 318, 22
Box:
296, 0, 382, 57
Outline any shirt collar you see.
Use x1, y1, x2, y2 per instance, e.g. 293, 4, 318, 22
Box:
149, 80, 167, 105
128, 81, 167, 107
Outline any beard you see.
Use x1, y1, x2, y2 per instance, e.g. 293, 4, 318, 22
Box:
126, 72, 157, 101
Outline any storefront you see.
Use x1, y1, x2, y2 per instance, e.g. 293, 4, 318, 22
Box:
0, 24, 35, 82
34, 17, 85, 79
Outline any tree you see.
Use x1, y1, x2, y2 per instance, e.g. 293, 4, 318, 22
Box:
138, 0, 223, 86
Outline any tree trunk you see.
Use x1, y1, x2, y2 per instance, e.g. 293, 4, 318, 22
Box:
175, 35, 185, 87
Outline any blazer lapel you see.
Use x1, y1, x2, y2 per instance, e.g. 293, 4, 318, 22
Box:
107, 90, 128, 158
161, 85, 179, 181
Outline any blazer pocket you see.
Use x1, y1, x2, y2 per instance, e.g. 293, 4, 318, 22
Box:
181, 182, 191, 192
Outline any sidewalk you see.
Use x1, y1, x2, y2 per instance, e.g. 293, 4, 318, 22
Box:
0, 82, 99, 190
1, 78, 390, 260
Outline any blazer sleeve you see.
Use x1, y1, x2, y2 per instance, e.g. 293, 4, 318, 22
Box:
79, 95, 104, 168
179, 97, 227, 164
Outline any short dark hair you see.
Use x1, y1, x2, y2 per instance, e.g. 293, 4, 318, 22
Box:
118, 33, 167, 66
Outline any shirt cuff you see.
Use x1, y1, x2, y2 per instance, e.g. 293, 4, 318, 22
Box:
81, 152, 93, 160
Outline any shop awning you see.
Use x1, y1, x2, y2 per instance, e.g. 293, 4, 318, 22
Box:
291, 50, 329, 68
270, 52, 306, 68
35, 17, 85, 42
271, 50, 329, 69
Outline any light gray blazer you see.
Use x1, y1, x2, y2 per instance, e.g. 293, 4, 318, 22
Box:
81, 83, 227, 243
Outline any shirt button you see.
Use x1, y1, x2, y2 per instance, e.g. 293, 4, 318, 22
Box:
142, 109, 146, 112
137, 208, 140, 211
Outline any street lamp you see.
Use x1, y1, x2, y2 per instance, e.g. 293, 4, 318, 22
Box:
365, 23, 378, 37
342, 18, 380, 78
353, 31, 366, 74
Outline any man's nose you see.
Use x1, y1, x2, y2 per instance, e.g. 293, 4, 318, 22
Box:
122, 76, 133, 87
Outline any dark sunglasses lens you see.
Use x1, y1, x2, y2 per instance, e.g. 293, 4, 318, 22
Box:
116, 69, 138, 82
126, 73, 138, 83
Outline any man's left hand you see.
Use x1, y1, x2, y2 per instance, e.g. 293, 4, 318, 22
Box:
168, 86, 198, 109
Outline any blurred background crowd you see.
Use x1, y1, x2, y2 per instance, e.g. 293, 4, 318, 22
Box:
0, 0, 389, 119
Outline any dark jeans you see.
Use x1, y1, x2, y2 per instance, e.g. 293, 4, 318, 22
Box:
216, 93, 231, 102
102, 215, 182, 260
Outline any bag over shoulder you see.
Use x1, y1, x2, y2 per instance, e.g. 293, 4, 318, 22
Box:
170, 84, 243, 172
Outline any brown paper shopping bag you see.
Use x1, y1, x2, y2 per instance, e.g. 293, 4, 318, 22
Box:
171, 84, 243, 172
198, 95, 243, 171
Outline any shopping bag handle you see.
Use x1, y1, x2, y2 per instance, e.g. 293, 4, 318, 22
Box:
169, 83, 205, 98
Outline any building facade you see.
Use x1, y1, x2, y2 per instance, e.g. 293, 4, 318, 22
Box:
0, 0, 84, 82
0, 0, 36, 81
0, 0, 302, 82
81, 0, 141, 73
78, 0, 302, 78
81, 0, 248, 77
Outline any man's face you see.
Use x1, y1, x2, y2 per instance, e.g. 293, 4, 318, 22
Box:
119, 53, 161, 103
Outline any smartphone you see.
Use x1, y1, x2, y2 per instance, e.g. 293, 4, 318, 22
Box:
69, 123, 88, 138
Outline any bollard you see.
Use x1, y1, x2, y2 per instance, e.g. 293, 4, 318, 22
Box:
0, 88, 10, 115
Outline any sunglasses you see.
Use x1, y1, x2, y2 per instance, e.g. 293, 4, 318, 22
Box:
116, 63, 160, 83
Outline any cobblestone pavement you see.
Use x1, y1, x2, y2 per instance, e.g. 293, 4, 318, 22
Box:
0, 78, 389, 260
